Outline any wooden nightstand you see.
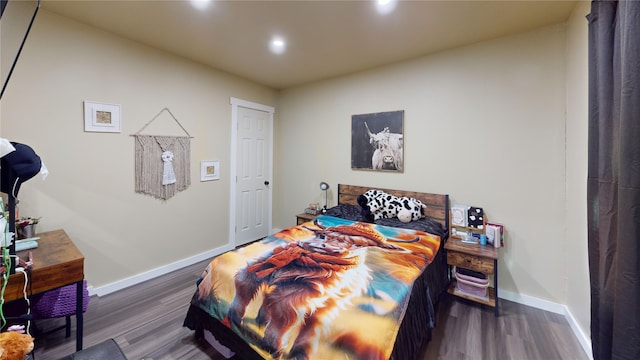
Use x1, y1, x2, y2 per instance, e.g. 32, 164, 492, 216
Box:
445, 237, 499, 316
296, 213, 318, 225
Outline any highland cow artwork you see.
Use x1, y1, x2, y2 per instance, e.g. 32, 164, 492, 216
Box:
351, 111, 404, 172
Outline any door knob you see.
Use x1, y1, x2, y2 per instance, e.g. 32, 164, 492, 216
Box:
264, 181, 270, 186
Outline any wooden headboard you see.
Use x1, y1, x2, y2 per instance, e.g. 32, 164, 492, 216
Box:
337, 184, 450, 229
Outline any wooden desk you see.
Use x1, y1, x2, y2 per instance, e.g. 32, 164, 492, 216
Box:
5, 229, 85, 351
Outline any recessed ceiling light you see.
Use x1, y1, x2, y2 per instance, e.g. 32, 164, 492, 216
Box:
269, 37, 287, 55
190, 0, 212, 11
375, 0, 397, 15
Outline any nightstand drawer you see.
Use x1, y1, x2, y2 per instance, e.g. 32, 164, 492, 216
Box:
296, 213, 317, 225
447, 251, 495, 274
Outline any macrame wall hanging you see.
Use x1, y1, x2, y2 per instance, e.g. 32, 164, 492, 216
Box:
133, 108, 192, 200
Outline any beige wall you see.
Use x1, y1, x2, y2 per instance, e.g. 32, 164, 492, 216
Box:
565, 1, 591, 346
1, 10, 276, 288
276, 25, 568, 301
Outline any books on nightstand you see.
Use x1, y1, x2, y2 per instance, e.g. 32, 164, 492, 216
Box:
485, 223, 504, 248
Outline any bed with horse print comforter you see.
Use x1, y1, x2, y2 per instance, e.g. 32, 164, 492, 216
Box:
185, 215, 443, 360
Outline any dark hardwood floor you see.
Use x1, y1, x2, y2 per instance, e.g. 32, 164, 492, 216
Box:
31, 259, 589, 360
422, 297, 589, 360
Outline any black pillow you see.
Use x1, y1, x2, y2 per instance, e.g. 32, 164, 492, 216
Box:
323, 204, 371, 223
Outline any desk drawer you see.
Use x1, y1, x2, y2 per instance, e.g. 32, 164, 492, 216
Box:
447, 251, 494, 274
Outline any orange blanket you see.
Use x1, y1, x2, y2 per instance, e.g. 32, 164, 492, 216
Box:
192, 215, 441, 360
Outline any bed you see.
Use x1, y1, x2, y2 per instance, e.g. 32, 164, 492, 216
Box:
183, 184, 450, 360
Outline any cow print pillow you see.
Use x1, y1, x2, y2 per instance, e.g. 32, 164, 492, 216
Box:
358, 190, 425, 222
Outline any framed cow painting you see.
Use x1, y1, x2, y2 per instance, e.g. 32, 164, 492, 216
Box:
351, 110, 404, 172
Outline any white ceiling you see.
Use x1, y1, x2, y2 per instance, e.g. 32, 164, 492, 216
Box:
41, 0, 580, 90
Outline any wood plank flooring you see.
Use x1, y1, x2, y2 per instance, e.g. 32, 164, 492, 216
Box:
422, 297, 589, 360
30, 259, 589, 360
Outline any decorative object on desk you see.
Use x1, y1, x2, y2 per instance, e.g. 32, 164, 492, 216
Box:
451, 204, 469, 227
467, 206, 484, 229
486, 222, 504, 248
84, 101, 121, 133
319, 182, 330, 213
200, 160, 220, 182
351, 110, 404, 172
133, 108, 192, 200
16, 217, 40, 240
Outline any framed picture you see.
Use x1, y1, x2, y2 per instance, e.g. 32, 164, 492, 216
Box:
351, 110, 404, 172
451, 204, 469, 227
84, 101, 121, 133
200, 160, 220, 181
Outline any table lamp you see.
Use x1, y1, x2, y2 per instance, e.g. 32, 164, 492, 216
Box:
319, 181, 330, 213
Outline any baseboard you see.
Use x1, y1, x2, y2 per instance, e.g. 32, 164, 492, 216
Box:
90, 243, 234, 297
499, 290, 593, 360
499, 289, 566, 314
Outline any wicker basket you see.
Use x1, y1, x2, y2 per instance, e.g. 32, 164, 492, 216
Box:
31, 280, 89, 319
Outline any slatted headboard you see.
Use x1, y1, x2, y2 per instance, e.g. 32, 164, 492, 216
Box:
337, 184, 450, 230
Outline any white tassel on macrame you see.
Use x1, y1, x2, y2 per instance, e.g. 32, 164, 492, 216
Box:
161, 151, 177, 185
135, 135, 190, 200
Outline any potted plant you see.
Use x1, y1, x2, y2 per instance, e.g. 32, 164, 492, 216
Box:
16, 216, 41, 239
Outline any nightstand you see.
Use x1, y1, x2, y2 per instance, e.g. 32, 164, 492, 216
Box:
296, 213, 318, 225
445, 237, 499, 316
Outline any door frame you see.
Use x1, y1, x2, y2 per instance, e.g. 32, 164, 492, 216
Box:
229, 97, 274, 247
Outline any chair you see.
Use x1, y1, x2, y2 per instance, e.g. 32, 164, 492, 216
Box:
30, 280, 89, 338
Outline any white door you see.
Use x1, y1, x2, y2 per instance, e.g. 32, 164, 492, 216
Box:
234, 104, 272, 246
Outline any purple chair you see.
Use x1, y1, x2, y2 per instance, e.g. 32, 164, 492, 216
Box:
30, 280, 89, 338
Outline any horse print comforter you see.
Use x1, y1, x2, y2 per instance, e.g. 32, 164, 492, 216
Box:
190, 215, 442, 360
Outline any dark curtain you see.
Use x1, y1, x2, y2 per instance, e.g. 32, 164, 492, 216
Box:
587, 1, 640, 360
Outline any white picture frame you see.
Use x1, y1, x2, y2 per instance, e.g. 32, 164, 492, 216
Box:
84, 101, 121, 133
201, 160, 220, 181
451, 204, 469, 227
